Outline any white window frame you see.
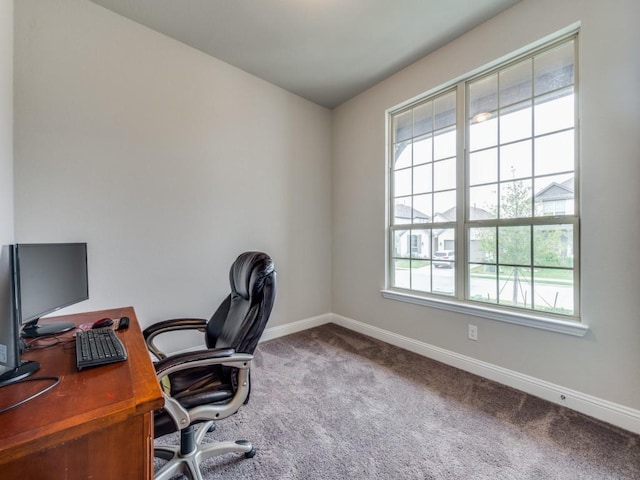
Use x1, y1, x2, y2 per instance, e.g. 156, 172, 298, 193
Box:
383, 31, 587, 337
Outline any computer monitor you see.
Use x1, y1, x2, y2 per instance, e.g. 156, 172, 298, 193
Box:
13, 243, 89, 338
0, 245, 39, 387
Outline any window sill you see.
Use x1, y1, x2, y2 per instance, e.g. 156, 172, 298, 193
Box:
380, 289, 588, 337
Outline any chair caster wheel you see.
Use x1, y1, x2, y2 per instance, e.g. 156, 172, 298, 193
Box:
245, 448, 256, 459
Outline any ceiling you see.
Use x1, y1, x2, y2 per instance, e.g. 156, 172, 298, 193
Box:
88, 0, 521, 109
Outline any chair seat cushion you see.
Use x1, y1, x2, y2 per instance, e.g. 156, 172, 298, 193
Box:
154, 386, 235, 437
154, 365, 236, 437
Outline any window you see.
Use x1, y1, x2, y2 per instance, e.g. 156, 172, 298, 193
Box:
387, 34, 579, 324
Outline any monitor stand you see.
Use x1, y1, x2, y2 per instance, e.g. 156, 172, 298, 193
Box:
21, 321, 76, 338
0, 360, 40, 387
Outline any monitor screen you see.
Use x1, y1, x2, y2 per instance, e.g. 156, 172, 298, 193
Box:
0, 245, 20, 373
13, 243, 88, 330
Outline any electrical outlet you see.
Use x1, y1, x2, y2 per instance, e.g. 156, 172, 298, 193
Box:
468, 324, 478, 341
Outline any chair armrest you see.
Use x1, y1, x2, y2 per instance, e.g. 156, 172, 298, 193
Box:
143, 318, 208, 360
155, 347, 236, 377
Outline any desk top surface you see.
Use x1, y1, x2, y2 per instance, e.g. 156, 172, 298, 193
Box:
0, 307, 164, 462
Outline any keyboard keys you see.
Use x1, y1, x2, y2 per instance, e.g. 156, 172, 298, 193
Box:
76, 328, 127, 370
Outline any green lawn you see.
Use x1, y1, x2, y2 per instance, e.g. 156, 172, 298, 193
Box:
393, 260, 573, 283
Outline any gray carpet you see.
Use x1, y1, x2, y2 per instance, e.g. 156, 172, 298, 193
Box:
155, 323, 640, 479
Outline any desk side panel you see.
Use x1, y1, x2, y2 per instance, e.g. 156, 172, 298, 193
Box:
0, 412, 154, 480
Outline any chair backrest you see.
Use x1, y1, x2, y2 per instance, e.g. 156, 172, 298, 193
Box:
205, 252, 276, 354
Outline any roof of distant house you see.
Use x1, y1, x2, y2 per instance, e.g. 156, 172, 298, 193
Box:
535, 177, 574, 201
395, 204, 430, 221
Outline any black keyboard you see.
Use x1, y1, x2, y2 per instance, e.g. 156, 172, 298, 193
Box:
76, 328, 128, 370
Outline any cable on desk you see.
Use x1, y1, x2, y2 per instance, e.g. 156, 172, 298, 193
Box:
23, 337, 62, 349
23, 332, 78, 351
0, 376, 61, 414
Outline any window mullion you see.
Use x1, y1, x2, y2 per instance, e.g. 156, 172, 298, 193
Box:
456, 81, 466, 301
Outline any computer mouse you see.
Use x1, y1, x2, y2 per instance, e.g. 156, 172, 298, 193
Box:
117, 316, 130, 330
92, 317, 114, 329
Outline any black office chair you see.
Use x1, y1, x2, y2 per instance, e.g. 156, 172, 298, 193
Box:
143, 251, 276, 480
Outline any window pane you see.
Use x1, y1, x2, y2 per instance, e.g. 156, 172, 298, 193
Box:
500, 179, 532, 219
500, 100, 532, 144
413, 135, 432, 165
535, 130, 574, 176
534, 174, 574, 217
534, 40, 574, 96
434, 190, 456, 218
535, 89, 574, 136
393, 230, 410, 258
498, 266, 532, 309
413, 163, 432, 194
433, 228, 455, 255
469, 117, 497, 151
499, 226, 531, 265
398, 232, 433, 292
394, 141, 412, 169
434, 91, 456, 130
411, 260, 432, 292
394, 168, 411, 197
413, 194, 432, 222
393, 198, 412, 225
413, 101, 433, 137
410, 228, 431, 258
499, 60, 532, 107
393, 110, 412, 142
432, 228, 455, 295
433, 128, 456, 160
433, 267, 455, 295
470, 227, 496, 263
393, 258, 410, 289
500, 140, 532, 181
469, 184, 498, 219
533, 224, 573, 267
533, 268, 574, 315
469, 264, 497, 304
469, 74, 497, 119
469, 148, 498, 186
433, 158, 456, 191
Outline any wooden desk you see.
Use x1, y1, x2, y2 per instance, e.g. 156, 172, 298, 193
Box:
0, 307, 164, 479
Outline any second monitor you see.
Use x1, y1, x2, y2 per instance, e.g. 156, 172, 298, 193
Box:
13, 243, 89, 338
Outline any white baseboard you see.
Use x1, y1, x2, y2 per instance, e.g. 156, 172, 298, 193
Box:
261, 313, 332, 343
329, 313, 640, 435
170, 313, 332, 356
258, 312, 640, 434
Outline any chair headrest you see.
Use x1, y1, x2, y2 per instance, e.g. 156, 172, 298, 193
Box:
230, 251, 275, 300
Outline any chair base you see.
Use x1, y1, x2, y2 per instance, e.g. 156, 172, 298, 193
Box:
154, 421, 255, 480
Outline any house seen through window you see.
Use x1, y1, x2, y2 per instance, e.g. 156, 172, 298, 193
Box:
388, 34, 579, 320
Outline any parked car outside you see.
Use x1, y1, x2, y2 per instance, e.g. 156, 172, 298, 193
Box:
433, 250, 455, 268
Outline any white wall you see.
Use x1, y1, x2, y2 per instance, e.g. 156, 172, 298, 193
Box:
332, 0, 640, 410
0, 0, 15, 374
0, 0, 12, 245
13, 0, 332, 351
